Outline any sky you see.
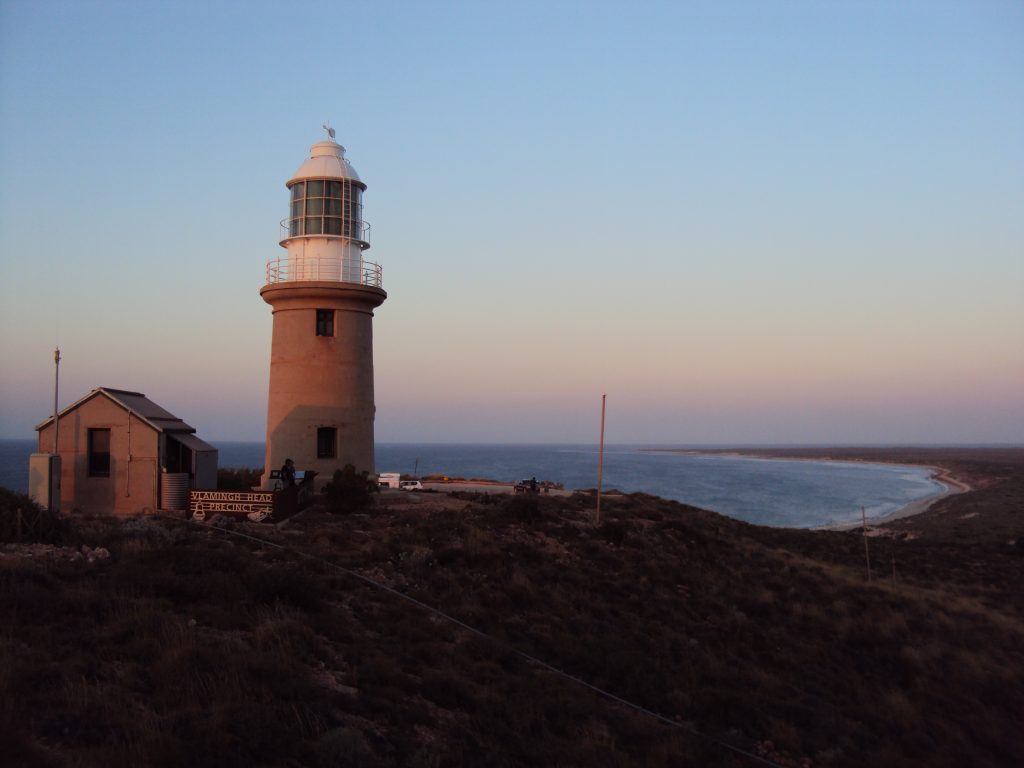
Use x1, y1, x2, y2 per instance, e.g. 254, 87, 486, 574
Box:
0, 0, 1022, 444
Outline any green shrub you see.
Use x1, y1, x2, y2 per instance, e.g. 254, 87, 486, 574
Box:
217, 467, 263, 490
315, 727, 374, 767
323, 465, 377, 514
243, 567, 324, 613
420, 670, 475, 709
0, 487, 68, 544
599, 521, 628, 546
504, 493, 542, 522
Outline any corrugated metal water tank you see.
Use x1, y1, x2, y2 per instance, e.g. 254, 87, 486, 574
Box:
160, 473, 190, 511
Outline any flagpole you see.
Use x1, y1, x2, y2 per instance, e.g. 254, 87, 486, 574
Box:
861, 506, 872, 582
596, 394, 606, 526
52, 347, 61, 454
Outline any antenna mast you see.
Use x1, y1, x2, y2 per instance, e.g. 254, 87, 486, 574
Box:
861, 506, 872, 582
596, 394, 606, 525
52, 347, 61, 454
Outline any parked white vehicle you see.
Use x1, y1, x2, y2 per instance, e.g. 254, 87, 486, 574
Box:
378, 472, 401, 489
400, 480, 423, 491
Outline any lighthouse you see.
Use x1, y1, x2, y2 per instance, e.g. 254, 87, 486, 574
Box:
260, 129, 386, 486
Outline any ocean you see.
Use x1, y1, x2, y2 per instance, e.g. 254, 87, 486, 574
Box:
1, 438, 944, 528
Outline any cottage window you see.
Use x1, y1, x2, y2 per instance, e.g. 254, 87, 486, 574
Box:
88, 428, 111, 477
316, 309, 334, 337
317, 427, 337, 459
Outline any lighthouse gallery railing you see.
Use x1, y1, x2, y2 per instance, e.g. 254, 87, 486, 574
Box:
265, 255, 383, 288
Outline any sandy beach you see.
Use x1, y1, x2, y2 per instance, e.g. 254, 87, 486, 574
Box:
646, 447, 976, 530
398, 480, 573, 497
807, 462, 972, 531
861, 463, 971, 525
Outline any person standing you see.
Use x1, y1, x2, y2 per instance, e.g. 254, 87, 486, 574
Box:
281, 458, 297, 487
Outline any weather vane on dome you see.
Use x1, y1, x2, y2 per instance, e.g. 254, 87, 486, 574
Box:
322, 122, 336, 141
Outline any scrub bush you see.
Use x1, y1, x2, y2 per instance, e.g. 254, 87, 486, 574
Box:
217, 467, 263, 490
323, 465, 377, 513
0, 487, 67, 544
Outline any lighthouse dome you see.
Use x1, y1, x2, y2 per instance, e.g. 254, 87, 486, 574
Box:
288, 140, 362, 185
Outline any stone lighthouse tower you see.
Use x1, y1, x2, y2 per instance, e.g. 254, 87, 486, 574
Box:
261, 129, 386, 485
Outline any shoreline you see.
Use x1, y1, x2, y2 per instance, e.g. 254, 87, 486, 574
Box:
645, 448, 973, 530
815, 465, 969, 531
420, 454, 970, 531
2, 441, 978, 530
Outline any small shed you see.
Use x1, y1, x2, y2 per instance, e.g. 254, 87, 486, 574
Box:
34, 387, 218, 515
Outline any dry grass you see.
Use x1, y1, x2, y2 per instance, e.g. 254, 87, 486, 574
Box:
1, 449, 1023, 766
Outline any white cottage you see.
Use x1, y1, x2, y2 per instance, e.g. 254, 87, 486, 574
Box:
32, 387, 217, 515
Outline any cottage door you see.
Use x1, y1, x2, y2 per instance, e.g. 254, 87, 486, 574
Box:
127, 457, 158, 513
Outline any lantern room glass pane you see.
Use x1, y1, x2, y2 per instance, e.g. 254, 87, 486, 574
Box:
287, 178, 367, 240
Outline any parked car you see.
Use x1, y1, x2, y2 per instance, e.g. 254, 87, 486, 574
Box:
400, 480, 423, 491
513, 478, 539, 494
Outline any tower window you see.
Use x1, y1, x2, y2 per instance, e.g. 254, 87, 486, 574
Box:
316, 309, 334, 337
88, 428, 111, 477
317, 427, 337, 459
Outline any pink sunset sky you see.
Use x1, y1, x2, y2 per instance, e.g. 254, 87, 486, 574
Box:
1, 1, 1021, 444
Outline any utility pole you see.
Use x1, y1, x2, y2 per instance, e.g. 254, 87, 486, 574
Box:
52, 347, 61, 454
861, 506, 872, 582
596, 394, 606, 526
890, 540, 897, 588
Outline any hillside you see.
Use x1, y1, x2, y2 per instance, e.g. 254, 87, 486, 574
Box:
2, 448, 1023, 767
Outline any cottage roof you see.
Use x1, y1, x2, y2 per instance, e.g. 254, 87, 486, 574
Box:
35, 387, 199, 435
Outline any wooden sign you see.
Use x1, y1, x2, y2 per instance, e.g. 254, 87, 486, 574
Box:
189, 490, 275, 522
